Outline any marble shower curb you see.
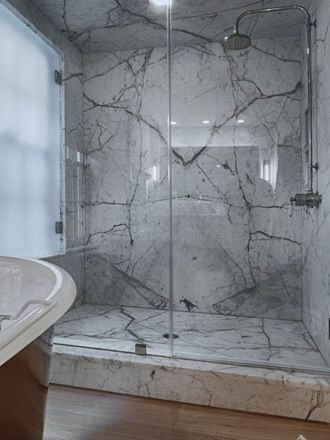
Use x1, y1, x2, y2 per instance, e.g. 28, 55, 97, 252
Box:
50, 344, 330, 423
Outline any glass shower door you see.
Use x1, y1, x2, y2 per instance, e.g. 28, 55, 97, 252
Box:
55, 3, 172, 357
169, 3, 326, 371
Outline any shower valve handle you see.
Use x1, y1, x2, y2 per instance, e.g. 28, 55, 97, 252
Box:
290, 192, 322, 208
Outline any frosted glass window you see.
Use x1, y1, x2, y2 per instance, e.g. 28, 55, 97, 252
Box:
0, 4, 63, 257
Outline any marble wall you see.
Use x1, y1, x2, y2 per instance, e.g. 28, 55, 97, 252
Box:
3, 0, 86, 304
302, 0, 330, 365
84, 37, 303, 320
30, 0, 311, 53
84, 47, 170, 309
171, 40, 302, 319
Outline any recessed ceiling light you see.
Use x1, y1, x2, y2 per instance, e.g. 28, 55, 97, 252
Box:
237, 119, 245, 124
171, 121, 177, 126
202, 120, 210, 125
150, 0, 171, 6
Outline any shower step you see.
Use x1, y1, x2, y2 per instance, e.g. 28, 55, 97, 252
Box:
50, 344, 330, 423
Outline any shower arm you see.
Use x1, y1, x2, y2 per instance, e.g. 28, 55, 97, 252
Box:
234, 6, 316, 196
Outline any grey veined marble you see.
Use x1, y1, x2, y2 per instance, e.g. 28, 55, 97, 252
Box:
301, 0, 330, 366
51, 341, 330, 422
54, 304, 326, 369
84, 36, 303, 320
31, 0, 312, 53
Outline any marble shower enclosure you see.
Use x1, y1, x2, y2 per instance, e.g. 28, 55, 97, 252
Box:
84, 37, 303, 320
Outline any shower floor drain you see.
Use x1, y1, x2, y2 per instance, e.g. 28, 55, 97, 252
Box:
163, 333, 179, 339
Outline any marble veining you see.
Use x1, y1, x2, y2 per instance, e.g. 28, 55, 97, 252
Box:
302, 0, 330, 366
8, 0, 329, 371
31, 0, 311, 53
50, 343, 330, 423
54, 304, 327, 369
84, 37, 303, 319
4, 0, 330, 422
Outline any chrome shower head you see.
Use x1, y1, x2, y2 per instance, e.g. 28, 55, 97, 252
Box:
223, 32, 252, 50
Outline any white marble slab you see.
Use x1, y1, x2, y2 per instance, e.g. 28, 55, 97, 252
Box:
31, 0, 311, 53
54, 304, 327, 369
50, 344, 330, 423
83, 37, 303, 321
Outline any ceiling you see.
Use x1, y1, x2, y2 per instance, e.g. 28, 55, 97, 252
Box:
31, 0, 313, 53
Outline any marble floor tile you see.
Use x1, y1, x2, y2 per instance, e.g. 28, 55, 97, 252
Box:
54, 305, 327, 369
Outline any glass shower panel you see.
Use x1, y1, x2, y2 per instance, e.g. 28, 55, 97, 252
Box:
55, 3, 171, 356
170, 5, 326, 370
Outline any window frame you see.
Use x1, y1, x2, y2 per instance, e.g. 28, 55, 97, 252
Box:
1, 0, 66, 257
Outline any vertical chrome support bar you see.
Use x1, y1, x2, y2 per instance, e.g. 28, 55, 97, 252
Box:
306, 13, 314, 193
167, 0, 174, 357
233, 5, 318, 197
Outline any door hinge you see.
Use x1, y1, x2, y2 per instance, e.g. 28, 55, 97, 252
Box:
55, 221, 64, 234
54, 70, 63, 85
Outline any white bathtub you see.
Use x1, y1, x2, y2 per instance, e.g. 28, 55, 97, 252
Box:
0, 256, 76, 366
0, 256, 76, 440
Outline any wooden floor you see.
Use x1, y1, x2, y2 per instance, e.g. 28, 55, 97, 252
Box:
45, 385, 330, 440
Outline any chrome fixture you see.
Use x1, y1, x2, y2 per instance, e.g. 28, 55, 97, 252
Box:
223, 5, 321, 208
290, 192, 322, 208
223, 32, 251, 50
